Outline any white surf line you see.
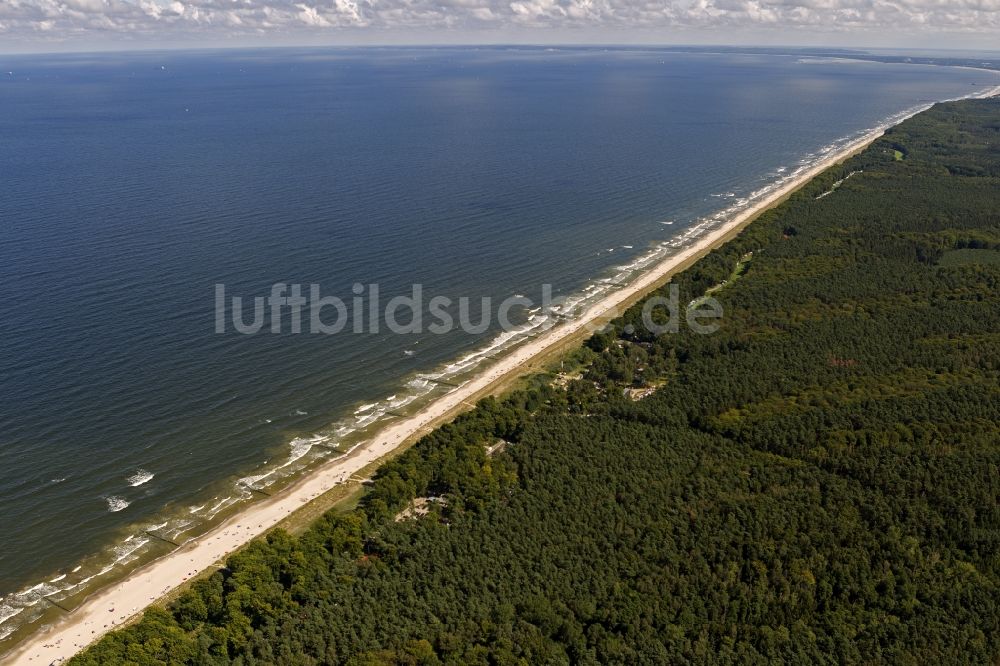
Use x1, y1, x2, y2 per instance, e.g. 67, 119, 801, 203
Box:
6, 92, 991, 665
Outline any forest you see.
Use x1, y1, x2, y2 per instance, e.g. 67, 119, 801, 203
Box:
70, 98, 1000, 664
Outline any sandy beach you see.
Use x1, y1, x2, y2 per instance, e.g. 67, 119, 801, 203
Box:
5, 87, 998, 665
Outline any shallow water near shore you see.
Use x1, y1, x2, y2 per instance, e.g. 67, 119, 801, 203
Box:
0, 46, 996, 648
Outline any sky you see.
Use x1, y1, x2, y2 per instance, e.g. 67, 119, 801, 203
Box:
1, 0, 1000, 54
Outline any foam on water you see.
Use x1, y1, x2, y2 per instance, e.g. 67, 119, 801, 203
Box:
208, 495, 238, 515
127, 469, 155, 487
106, 496, 130, 512
0, 606, 23, 627
236, 434, 329, 490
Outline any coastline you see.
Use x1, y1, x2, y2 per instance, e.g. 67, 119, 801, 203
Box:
5, 85, 1000, 666
0, 123, 889, 666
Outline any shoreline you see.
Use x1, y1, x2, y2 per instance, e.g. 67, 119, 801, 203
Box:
0, 123, 889, 666
5, 87, 999, 666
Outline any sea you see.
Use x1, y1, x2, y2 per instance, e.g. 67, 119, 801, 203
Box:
0, 46, 996, 648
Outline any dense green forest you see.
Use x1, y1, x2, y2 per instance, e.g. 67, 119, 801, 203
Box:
71, 98, 1000, 665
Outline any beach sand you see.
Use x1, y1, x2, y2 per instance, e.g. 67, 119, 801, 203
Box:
6, 88, 999, 665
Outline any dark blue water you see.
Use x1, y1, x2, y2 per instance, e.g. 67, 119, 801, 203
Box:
0, 46, 994, 640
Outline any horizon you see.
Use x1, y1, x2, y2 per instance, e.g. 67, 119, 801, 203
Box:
4, 41, 1000, 59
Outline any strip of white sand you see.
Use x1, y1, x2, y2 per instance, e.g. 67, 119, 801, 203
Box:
6, 89, 999, 666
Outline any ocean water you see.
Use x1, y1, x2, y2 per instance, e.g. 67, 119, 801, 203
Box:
0, 46, 995, 644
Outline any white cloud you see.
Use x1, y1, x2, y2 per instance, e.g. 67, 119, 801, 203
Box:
1, 0, 1000, 46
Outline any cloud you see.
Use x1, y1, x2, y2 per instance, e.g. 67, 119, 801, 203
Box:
1, 0, 1000, 45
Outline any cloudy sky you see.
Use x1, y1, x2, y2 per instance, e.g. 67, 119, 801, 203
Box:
2, 0, 1000, 53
